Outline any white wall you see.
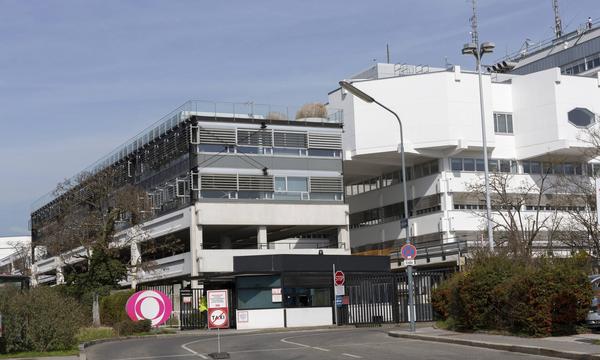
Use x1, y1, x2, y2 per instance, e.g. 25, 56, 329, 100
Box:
285, 307, 332, 327
332, 70, 496, 158
195, 202, 348, 226
236, 308, 284, 330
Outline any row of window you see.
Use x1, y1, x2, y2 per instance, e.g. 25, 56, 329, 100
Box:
198, 144, 341, 158
450, 158, 516, 173
345, 160, 440, 197
562, 53, 600, 75
453, 204, 588, 212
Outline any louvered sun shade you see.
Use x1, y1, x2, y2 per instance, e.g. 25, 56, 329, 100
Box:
237, 129, 273, 146
308, 133, 342, 149
199, 127, 236, 145
273, 131, 307, 148
309, 177, 343, 192
199, 174, 274, 191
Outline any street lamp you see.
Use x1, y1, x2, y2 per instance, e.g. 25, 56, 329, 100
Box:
462, 41, 496, 252
339, 80, 417, 332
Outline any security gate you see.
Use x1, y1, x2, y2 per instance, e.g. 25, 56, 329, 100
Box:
337, 271, 449, 325
180, 288, 206, 330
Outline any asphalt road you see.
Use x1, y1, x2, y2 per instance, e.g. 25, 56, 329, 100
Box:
86, 328, 559, 360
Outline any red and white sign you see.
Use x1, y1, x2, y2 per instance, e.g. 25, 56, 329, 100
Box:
207, 290, 229, 329
334, 271, 345, 286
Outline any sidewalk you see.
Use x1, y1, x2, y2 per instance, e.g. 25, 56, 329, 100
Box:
389, 327, 600, 359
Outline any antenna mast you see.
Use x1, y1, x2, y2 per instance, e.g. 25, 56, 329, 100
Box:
553, 0, 563, 38
470, 0, 479, 45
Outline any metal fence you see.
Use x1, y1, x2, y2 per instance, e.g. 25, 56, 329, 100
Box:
337, 271, 450, 326
179, 288, 206, 330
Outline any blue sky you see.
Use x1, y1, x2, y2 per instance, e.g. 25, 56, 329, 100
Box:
0, 0, 597, 235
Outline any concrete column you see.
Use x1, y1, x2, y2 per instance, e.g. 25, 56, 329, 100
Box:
220, 235, 232, 249
257, 226, 267, 249
190, 205, 203, 288
30, 263, 38, 287
56, 265, 65, 285
130, 241, 141, 289
337, 226, 350, 252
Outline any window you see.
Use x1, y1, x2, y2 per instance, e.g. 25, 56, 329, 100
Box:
568, 108, 595, 128
274, 176, 309, 200
451, 158, 462, 171
494, 113, 513, 134
463, 158, 475, 171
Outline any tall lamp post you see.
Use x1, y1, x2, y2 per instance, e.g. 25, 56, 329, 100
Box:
339, 80, 417, 332
462, 41, 496, 251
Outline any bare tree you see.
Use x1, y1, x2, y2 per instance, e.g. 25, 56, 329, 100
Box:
467, 170, 563, 258
35, 166, 153, 289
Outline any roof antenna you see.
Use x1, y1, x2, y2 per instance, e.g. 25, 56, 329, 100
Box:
469, 0, 479, 45
553, 0, 563, 38
386, 44, 390, 64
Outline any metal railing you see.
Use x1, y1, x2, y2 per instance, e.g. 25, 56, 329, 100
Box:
30, 100, 343, 212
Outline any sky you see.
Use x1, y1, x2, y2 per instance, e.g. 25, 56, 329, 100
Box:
0, 0, 597, 236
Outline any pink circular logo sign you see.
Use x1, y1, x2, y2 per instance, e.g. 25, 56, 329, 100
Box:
125, 290, 172, 326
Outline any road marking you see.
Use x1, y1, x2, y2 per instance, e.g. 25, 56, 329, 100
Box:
312, 346, 330, 352
342, 353, 362, 358
181, 339, 209, 359
111, 355, 193, 360
280, 334, 331, 352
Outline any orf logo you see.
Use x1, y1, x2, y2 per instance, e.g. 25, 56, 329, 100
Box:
125, 290, 172, 326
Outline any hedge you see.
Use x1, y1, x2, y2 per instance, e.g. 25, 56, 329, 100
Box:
432, 253, 592, 336
99, 290, 134, 326
113, 319, 152, 336
0, 287, 84, 353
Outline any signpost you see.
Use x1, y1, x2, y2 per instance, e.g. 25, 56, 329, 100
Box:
207, 290, 229, 329
207, 290, 230, 359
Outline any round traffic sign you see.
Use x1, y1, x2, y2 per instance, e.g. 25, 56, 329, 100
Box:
209, 309, 227, 327
400, 244, 417, 260
335, 270, 345, 286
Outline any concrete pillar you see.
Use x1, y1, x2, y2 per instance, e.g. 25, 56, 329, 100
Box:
220, 235, 232, 249
190, 205, 204, 288
257, 226, 267, 249
130, 241, 142, 289
337, 226, 350, 252
30, 263, 38, 287
56, 264, 65, 285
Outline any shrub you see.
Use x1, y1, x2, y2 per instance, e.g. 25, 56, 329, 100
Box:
113, 319, 152, 336
0, 287, 85, 353
434, 253, 592, 337
100, 290, 134, 326
295, 103, 327, 119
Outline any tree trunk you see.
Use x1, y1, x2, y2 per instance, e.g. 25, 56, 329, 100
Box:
92, 292, 101, 327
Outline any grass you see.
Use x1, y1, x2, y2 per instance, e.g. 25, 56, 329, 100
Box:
0, 326, 177, 358
0, 349, 79, 359
76, 326, 116, 343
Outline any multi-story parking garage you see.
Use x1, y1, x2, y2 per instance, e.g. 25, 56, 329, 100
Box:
30, 101, 350, 290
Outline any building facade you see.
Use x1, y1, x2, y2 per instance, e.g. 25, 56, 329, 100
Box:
30, 101, 350, 288
330, 65, 600, 269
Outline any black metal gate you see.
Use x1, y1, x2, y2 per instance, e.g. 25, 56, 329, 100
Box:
180, 288, 206, 330
337, 271, 449, 326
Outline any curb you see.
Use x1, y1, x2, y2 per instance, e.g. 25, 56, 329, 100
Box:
388, 331, 600, 360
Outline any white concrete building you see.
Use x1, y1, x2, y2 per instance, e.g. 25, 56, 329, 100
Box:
330, 64, 600, 269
